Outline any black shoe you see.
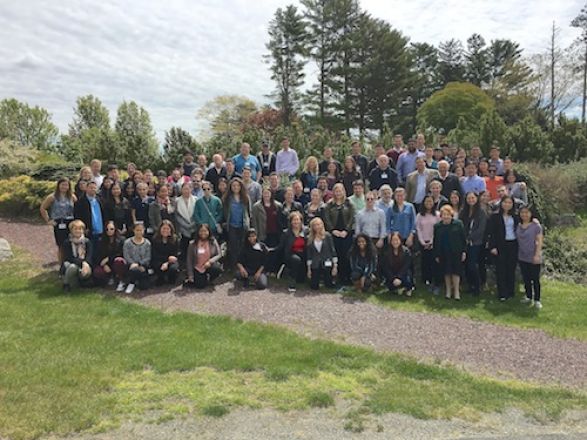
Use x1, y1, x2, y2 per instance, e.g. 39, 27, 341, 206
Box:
63, 284, 71, 293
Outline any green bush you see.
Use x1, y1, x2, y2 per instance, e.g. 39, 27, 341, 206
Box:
0, 176, 54, 216
542, 230, 587, 284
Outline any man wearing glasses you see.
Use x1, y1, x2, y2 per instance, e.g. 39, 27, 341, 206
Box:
355, 191, 386, 250
484, 165, 504, 202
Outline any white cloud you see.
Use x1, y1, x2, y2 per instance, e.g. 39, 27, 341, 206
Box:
0, 0, 584, 142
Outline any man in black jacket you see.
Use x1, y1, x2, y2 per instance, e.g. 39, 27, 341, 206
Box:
74, 180, 105, 264
433, 160, 462, 199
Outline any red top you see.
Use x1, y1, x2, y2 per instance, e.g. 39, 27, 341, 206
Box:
291, 236, 305, 254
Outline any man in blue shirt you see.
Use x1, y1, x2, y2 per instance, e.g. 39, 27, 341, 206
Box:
233, 143, 262, 181
461, 162, 486, 194
73, 180, 104, 264
396, 139, 425, 184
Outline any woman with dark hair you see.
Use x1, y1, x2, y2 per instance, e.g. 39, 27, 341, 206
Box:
459, 192, 488, 295
124, 180, 136, 200
93, 221, 127, 290
448, 190, 462, 219
322, 160, 340, 190
341, 156, 362, 196
416, 195, 440, 293
478, 159, 490, 178
488, 195, 519, 301
381, 232, 413, 295
322, 183, 355, 285
236, 229, 269, 289
306, 217, 337, 290
434, 205, 466, 300
98, 177, 114, 203
40, 177, 77, 264
251, 187, 282, 249
185, 224, 223, 289
276, 211, 308, 293
223, 178, 251, 267
61, 219, 93, 292
349, 233, 377, 293
279, 187, 304, 229
216, 177, 229, 199
517, 206, 544, 309
151, 220, 179, 285
504, 170, 528, 204
122, 222, 151, 294
148, 184, 176, 230
104, 181, 131, 236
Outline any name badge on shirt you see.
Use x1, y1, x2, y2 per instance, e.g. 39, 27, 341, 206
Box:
58, 223, 67, 230
324, 260, 333, 267
253, 243, 262, 251
304, 187, 310, 193
356, 166, 361, 172
146, 227, 153, 234
381, 173, 388, 179
263, 161, 269, 168
197, 247, 206, 254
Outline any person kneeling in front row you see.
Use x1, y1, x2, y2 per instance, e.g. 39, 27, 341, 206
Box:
61, 219, 93, 292
151, 220, 180, 286
185, 224, 223, 289
235, 229, 269, 289
122, 222, 152, 294
349, 233, 378, 293
381, 232, 414, 296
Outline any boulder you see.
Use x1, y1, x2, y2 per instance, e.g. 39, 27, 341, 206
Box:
0, 238, 13, 262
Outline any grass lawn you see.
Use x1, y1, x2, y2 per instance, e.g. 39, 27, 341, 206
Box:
357, 278, 587, 341
1, 250, 586, 440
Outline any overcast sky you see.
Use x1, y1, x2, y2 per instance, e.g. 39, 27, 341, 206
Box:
0, 0, 583, 141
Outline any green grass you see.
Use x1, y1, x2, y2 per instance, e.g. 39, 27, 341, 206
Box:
357, 278, 587, 341
1, 250, 586, 440
561, 213, 587, 250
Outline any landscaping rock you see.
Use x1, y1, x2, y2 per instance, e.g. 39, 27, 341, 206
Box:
0, 238, 13, 261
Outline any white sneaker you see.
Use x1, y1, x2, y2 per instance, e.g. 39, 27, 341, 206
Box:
288, 286, 296, 293
535, 301, 542, 309
116, 281, 126, 292
277, 264, 286, 279
125, 283, 135, 294
520, 297, 531, 304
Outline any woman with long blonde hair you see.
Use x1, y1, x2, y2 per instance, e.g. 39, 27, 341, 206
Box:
301, 156, 319, 192
306, 217, 337, 290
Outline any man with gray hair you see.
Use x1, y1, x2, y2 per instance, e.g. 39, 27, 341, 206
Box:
368, 155, 398, 191
433, 160, 462, 199
233, 143, 261, 181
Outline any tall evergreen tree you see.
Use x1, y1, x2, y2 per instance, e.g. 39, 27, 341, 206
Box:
68, 95, 110, 137
438, 39, 465, 84
114, 101, 159, 167
465, 34, 490, 86
266, 5, 308, 126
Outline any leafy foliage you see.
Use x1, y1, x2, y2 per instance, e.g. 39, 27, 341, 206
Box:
0, 176, 55, 216
478, 109, 509, 154
114, 101, 159, 168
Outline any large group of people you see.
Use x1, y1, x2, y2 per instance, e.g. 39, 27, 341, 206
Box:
39, 135, 544, 308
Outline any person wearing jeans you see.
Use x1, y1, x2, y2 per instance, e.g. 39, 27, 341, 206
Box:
122, 222, 152, 293
516, 206, 544, 309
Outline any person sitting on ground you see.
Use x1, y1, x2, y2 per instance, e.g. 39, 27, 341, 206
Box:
276, 211, 308, 293
381, 231, 413, 296
236, 229, 269, 290
349, 233, 378, 293
93, 221, 126, 291
61, 219, 93, 292
185, 224, 223, 289
151, 220, 179, 286
122, 222, 152, 294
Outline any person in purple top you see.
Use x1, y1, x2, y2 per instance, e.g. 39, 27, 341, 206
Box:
275, 137, 299, 179
516, 206, 544, 309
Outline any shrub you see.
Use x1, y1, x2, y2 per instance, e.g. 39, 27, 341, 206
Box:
542, 230, 587, 284
0, 176, 54, 216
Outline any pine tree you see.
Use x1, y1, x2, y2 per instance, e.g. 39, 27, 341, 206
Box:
438, 39, 465, 84
465, 34, 490, 86
266, 5, 308, 126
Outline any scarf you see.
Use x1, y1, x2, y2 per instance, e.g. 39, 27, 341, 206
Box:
176, 195, 195, 221
71, 235, 87, 260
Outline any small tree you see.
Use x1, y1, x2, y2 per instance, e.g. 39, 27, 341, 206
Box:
478, 109, 509, 155
508, 116, 554, 163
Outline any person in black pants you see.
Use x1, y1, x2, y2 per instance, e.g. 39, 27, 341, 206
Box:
516, 206, 544, 309
151, 220, 179, 285
276, 211, 308, 293
306, 218, 337, 290
488, 196, 519, 301
236, 229, 269, 289
459, 192, 488, 295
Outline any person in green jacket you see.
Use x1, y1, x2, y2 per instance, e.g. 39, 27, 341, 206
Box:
193, 181, 223, 237
434, 205, 466, 300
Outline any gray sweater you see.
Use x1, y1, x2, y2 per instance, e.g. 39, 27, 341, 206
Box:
123, 238, 152, 267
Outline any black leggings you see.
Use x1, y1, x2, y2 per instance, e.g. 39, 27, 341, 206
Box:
310, 267, 335, 290
519, 261, 541, 301
192, 263, 222, 289
333, 234, 352, 284
286, 253, 306, 286
495, 240, 518, 299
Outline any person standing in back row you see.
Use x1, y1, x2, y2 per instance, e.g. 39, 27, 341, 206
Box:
275, 137, 299, 180
350, 141, 369, 176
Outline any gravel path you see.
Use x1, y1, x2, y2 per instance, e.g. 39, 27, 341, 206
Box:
2, 218, 587, 388
44, 408, 587, 440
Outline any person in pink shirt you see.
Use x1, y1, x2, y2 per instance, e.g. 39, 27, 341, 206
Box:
416, 195, 441, 294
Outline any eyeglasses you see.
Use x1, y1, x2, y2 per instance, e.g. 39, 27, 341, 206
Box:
489, 169, 497, 173
203, 188, 211, 191
366, 198, 375, 201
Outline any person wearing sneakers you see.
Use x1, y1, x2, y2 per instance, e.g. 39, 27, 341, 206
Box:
93, 221, 127, 291
517, 206, 544, 309
60, 220, 93, 292
276, 211, 308, 293
434, 205, 466, 300
381, 232, 414, 296
122, 222, 152, 293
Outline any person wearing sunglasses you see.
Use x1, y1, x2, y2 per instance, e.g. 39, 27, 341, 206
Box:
194, 181, 224, 237
484, 165, 504, 202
